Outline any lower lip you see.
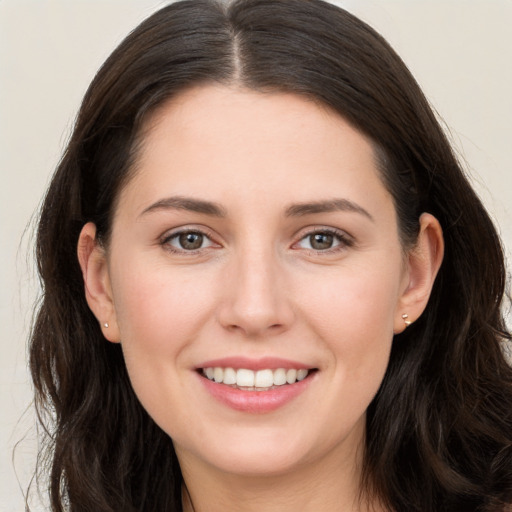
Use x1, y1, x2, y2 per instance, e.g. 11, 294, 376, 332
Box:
198, 372, 314, 413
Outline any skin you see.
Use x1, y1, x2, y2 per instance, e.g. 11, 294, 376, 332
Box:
78, 85, 443, 512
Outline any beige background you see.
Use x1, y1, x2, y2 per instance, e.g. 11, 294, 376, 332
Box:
1, 1, 511, 510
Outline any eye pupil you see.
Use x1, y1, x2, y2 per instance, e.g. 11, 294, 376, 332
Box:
310, 233, 334, 250
179, 232, 203, 250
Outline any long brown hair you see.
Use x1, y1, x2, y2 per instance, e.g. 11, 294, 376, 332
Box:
30, 0, 512, 510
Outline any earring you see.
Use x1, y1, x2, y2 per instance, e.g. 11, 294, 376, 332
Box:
103, 322, 109, 328
402, 314, 411, 327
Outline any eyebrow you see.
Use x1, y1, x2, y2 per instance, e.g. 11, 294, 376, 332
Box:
285, 199, 373, 221
138, 195, 373, 221
139, 196, 227, 218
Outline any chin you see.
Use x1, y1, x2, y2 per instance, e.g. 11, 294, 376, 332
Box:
174, 421, 355, 479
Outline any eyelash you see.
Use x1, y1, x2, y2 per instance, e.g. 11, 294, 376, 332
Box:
160, 227, 218, 254
293, 227, 354, 254
160, 227, 354, 255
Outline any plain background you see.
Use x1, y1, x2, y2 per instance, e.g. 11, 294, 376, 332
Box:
1, 1, 511, 510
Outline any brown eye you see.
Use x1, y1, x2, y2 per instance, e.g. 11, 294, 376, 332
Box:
179, 232, 204, 250
309, 233, 334, 250
164, 230, 215, 252
295, 229, 351, 252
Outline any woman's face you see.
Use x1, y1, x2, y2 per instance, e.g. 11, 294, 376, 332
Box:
92, 86, 418, 477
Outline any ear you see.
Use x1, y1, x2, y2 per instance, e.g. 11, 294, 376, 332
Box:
77, 222, 121, 343
394, 213, 444, 334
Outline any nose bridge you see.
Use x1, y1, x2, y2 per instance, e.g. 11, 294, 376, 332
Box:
218, 237, 293, 336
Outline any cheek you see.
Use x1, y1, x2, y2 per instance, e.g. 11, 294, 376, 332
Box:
109, 262, 217, 429
108, 261, 217, 409
111, 260, 215, 347
296, 263, 401, 399
298, 262, 400, 341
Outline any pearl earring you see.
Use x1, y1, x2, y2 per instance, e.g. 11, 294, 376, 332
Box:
103, 322, 109, 328
402, 314, 411, 327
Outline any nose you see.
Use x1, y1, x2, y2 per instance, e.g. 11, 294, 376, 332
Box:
217, 246, 295, 338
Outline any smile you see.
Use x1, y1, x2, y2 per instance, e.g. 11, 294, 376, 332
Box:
196, 357, 317, 412
202, 367, 310, 390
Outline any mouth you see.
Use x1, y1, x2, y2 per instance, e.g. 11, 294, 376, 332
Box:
199, 367, 316, 391
196, 359, 318, 412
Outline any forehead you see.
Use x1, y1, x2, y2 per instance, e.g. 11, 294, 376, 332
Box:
143, 85, 373, 157
117, 85, 391, 218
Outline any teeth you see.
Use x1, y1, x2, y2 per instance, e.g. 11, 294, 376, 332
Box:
236, 369, 255, 387
254, 369, 273, 387
202, 367, 311, 388
213, 367, 224, 383
297, 369, 308, 381
286, 369, 297, 384
223, 367, 237, 385
273, 368, 287, 386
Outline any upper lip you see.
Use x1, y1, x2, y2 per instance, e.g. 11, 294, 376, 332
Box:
196, 356, 314, 371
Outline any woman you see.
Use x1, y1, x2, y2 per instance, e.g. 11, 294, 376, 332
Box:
30, 0, 512, 510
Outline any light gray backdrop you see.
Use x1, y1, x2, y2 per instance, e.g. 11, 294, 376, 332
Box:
1, 1, 510, 510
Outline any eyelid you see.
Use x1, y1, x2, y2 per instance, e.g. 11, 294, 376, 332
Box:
158, 224, 353, 254
159, 225, 221, 252
291, 226, 355, 253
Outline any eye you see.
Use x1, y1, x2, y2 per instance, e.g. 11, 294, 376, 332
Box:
163, 230, 216, 252
295, 229, 352, 252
